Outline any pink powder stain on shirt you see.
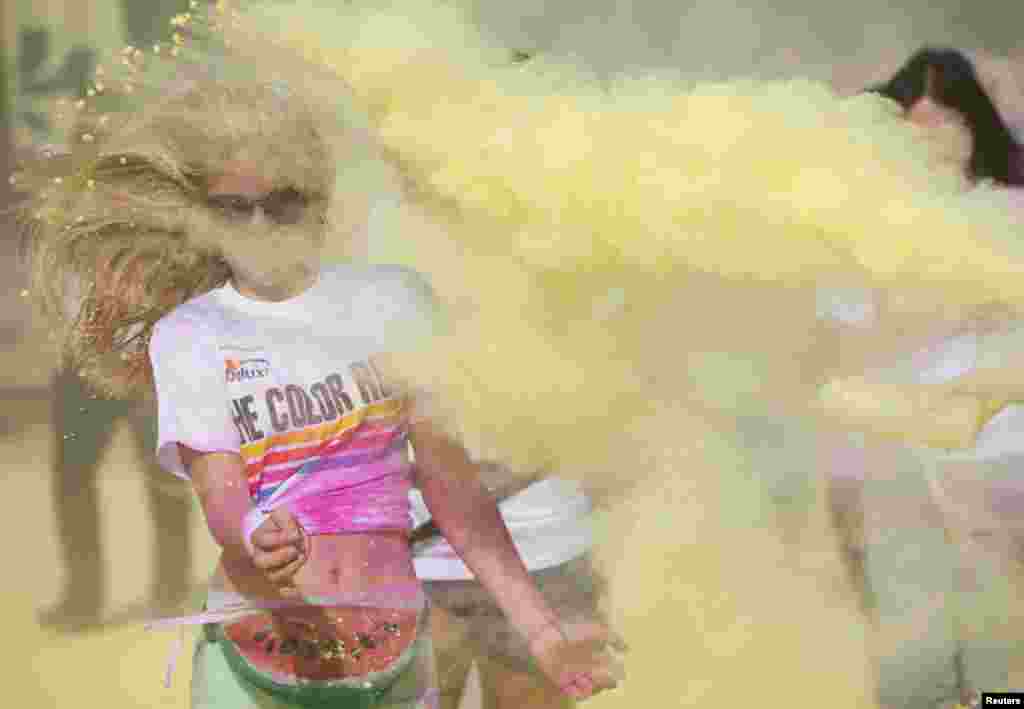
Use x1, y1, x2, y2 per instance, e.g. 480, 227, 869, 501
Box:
258, 450, 415, 536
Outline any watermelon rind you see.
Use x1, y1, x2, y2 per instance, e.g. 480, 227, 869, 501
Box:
209, 611, 424, 707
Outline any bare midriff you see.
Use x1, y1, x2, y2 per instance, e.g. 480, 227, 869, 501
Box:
216, 530, 420, 676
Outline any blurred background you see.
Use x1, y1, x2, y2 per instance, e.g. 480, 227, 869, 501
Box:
1, 1, 1021, 708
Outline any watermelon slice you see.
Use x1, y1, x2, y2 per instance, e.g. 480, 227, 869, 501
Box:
214, 607, 422, 706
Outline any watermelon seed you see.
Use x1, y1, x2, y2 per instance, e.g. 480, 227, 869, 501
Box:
265, 639, 276, 654
321, 639, 343, 657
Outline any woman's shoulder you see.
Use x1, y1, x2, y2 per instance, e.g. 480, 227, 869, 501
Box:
320, 263, 437, 314
151, 290, 226, 343
322, 262, 433, 292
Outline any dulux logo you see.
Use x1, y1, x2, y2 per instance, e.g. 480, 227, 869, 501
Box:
225, 358, 270, 383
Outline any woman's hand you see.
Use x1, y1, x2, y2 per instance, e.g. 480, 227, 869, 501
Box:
528, 620, 626, 700
249, 508, 309, 597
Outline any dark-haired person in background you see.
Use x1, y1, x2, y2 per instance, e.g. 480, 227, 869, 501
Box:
870, 47, 1023, 187
820, 47, 1024, 709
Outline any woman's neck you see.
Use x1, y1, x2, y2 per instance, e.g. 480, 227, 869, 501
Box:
231, 266, 319, 303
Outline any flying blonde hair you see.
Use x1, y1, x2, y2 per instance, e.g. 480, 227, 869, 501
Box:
16, 74, 335, 400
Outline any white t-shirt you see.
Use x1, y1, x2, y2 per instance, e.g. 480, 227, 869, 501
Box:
149, 261, 595, 568
148, 263, 437, 505
408, 477, 593, 580
819, 287, 1024, 458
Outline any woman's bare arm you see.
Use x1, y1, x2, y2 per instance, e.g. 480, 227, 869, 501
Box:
409, 419, 621, 698
180, 445, 305, 585
181, 446, 257, 559
408, 421, 560, 642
